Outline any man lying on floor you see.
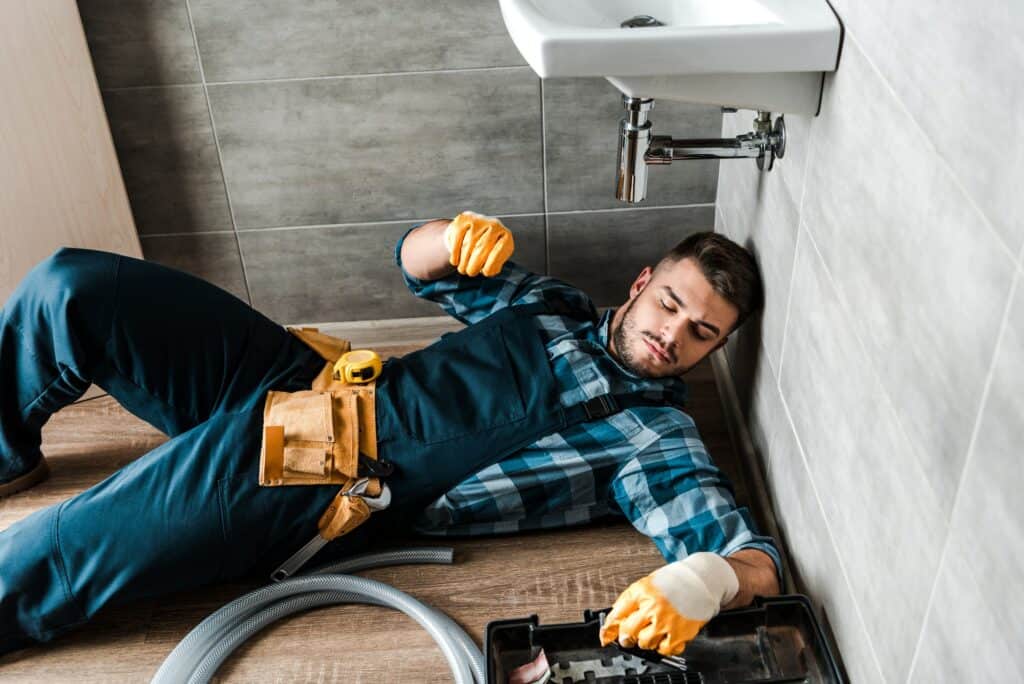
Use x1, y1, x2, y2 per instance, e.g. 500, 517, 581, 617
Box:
0, 211, 780, 657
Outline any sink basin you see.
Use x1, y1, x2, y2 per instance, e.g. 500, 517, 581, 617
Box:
499, 0, 842, 113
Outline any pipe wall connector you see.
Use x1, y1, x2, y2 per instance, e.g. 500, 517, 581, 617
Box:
615, 96, 787, 202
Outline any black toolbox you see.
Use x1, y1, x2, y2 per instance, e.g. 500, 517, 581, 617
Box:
485, 594, 846, 683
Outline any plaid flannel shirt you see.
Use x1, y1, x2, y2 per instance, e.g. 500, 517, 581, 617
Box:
398, 224, 782, 579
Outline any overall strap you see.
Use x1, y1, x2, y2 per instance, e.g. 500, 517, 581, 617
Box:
509, 298, 598, 322
563, 392, 677, 424
509, 298, 675, 422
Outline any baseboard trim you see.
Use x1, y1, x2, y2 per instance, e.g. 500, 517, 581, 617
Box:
711, 349, 796, 592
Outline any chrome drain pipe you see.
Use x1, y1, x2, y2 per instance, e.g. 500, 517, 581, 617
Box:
616, 96, 787, 203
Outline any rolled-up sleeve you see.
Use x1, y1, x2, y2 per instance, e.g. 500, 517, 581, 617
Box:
609, 414, 784, 585
395, 223, 598, 326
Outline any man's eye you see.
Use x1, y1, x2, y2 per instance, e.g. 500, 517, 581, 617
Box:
660, 300, 674, 312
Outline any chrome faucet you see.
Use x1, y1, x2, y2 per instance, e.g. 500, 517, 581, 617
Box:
616, 95, 787, 203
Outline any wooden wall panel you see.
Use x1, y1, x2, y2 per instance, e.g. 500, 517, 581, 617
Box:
0, 0, 140, 305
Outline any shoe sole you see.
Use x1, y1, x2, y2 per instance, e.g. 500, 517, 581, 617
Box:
0, 458, 50, 499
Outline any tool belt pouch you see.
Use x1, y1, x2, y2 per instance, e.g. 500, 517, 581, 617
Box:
318, 488, 372, 540
260, 389, 361, 486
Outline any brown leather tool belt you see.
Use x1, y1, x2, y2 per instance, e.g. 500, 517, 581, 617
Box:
259, 327, 386, 549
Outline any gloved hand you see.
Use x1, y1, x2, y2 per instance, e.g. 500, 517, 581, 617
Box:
599, 552, 739, 656
444, 211, 515, 277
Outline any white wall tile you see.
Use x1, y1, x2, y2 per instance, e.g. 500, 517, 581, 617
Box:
780, 227, 946, 681
765, 378, 886, 683
802, 38, 1017, 506
716, 135, 800, 371
827, 3, 1024, 256
910, 273, 1024, 682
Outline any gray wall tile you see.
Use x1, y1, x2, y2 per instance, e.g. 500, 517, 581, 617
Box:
189, 0, 526, 82
103, 86, 233, 235
240, 216, 546, 324
547, 206, 715, 308
802, 39, 1017, 506
721, 109, 815, 212
715, 142, 800, 373
828, 2, 1024, 256
721, 318, 765, 428
745, 357, 882, 679
79, 0, 200, 88
780, 228, 945, 682
543, 78, 720, 212
763, 380, 886, 683
715, 3, 1021, 680
208, 69, 544, 230
745, 348, 780, 468
140, 233, 248, 302
910, 274, 1024, 682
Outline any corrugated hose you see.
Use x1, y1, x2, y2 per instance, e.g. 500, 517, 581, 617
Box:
150, 547, 485, 684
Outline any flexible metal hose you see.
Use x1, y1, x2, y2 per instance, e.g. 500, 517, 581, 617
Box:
151, 547, 484, 684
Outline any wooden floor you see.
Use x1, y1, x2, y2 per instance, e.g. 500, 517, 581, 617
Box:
0, 329, 757, 683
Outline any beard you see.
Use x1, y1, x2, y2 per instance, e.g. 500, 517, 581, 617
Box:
611, 294, 665, 379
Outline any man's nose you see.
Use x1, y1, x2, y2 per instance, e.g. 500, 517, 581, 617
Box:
661, 315, 689, 349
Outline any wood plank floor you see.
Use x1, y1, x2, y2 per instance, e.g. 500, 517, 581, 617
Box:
0, 332, 756, 683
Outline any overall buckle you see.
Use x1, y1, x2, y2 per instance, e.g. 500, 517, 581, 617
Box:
583, 394, 619, 420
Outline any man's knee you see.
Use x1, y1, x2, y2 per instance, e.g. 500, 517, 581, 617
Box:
31, 247, 116, 297
9, 248, 118, 322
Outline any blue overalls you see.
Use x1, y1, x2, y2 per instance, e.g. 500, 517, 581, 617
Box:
0, 247, 667, 654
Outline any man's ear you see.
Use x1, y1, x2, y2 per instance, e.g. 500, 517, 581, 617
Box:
630, 266, 654, 298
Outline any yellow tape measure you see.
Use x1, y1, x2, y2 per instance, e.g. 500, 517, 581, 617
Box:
332, 349, 382, 384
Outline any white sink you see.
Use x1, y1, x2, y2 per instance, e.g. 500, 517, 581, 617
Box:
499, 0, 843, 113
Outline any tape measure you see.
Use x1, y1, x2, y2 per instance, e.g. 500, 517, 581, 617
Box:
332, 349, 382, 384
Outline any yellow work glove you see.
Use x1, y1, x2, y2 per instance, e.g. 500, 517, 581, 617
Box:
444, 211, 515, 277
599, 552, 739, 657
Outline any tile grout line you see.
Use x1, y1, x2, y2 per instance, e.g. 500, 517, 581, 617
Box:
905, 265, 1020, 681
134, 204, 718, 239
101, 83, 201, 93
540, 78, 550, 275
717, 43, 1024, 683
774, 366, 889, 683
798, 40, 1020, 584
775, 223, 802, 387
714, 204, 782, 475
788, 53, 1022, 547
801, 220, 949, 514
100, 65, 533, 93
794, 65, 980, 518
799, 222, 960, 681
843, 31, 1018, 267
776, 104, 819, 387
720, 126, 868, 657
140, 231, 236, 239
207, 65, 531, 87
541, 203, 716, 215
183, 0, 253, 306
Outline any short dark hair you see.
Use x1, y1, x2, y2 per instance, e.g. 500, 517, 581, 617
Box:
656, 231, 763, 333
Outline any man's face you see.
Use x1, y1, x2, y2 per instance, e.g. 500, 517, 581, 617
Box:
608, 257, 739, 377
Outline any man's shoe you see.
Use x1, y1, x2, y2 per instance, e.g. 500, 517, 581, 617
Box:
0, 458, 49, 499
